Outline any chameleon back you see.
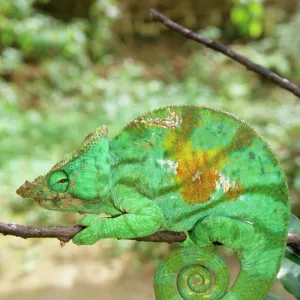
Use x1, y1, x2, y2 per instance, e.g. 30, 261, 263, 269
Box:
111, 105, 289, 235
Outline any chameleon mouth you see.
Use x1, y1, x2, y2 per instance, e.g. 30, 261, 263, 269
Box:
38, 199, 63, 210
38, 197, 93, 213
39, 198, 61, 204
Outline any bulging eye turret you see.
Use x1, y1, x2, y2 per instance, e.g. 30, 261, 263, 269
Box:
49, 170, 69, 193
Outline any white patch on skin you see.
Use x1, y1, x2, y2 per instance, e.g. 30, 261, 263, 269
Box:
134, 109, 182, 129
244, 221, 254, 225
157, 159, 178, 174
192, 170, 201, 182
216, 172, 235, 192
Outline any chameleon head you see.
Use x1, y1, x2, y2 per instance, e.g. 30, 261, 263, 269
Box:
16, 125, 111, 213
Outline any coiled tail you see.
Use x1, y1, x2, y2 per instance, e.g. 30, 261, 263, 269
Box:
154, 246, 230, 299
154, 216, 288, 300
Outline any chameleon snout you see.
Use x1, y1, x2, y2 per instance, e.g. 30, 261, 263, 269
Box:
16, 176, 44, 199
16, 180, 33, 198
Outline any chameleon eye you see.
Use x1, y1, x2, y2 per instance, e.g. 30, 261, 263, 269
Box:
49, 171, 69, 193
59, 178, 68, 184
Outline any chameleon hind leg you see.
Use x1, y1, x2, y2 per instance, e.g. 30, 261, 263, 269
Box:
191, 216, 285, 300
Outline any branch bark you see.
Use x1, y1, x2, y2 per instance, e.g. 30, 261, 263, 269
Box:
0, 221, 299, 255
150, 9, 300, 99
0, 221, 186, 243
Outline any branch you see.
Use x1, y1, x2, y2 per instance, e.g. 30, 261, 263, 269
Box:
150, 9, 300, 99
0, 221, 299, 255
0, 222, 83, 243
0, 221, 185, 243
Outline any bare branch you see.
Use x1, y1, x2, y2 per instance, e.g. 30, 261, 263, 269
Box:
150, 9, 300, 99
0, 222, 82, 243
135, 230, 186, 243
0, 221, 185, 243
1, 221, 299, 255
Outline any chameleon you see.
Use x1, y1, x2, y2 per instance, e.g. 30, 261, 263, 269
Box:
17, 105, 290, 299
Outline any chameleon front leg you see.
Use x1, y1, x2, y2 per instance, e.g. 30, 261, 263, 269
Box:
73, 185, 164, 245
191, 216, 285, 300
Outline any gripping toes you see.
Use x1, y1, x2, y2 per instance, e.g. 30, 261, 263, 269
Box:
181, 231, 196, 247
72, 214, 103, 245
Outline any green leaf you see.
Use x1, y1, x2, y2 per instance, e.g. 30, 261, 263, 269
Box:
285, 247, 300, 266
278, 258, 300, 299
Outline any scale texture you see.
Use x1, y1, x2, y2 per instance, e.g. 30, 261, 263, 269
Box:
17, 105, 290, 299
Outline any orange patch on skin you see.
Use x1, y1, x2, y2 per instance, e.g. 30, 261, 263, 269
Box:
173, 144, 228, 205
162, 109, 232, 205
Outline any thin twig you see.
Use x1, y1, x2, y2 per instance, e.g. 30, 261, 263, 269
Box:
0, 222, 299, 255
150, 9, 300, 99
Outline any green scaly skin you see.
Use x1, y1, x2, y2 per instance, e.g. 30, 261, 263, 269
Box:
17, 105, 290, 300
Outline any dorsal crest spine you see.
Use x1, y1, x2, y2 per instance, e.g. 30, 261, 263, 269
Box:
50, 125, 108, 172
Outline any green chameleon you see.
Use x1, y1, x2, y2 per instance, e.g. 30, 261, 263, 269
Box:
17, 105, 290, 299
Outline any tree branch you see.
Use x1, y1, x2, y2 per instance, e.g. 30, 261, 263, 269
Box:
150, 9, 300, 99
0, 221, 186, 243
0, 222, 83, 242
0, 221, 299, 255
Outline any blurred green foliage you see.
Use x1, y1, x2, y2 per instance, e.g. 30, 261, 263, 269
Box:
0, 0, 299, 232
231, 0, 264, 38
0, 0, 299, 297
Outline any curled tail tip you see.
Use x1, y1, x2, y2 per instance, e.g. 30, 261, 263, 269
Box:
154, 246, 229, 300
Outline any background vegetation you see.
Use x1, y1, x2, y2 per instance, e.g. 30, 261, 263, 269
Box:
0, 0, 299, 299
